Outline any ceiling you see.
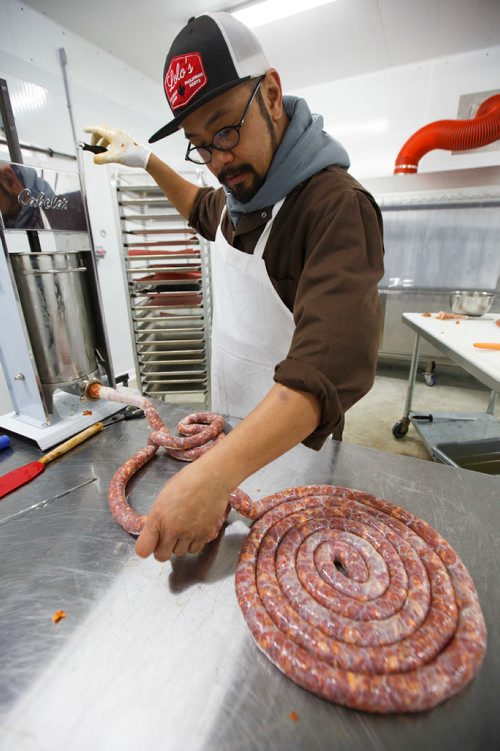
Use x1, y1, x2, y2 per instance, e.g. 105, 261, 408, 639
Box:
23, 0, 500, 91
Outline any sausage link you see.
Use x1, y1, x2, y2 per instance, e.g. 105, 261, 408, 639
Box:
107, 444, 158, 534
92, 386, 230, 534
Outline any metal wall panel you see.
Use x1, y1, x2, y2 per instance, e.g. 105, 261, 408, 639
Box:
363, 167, 500, 364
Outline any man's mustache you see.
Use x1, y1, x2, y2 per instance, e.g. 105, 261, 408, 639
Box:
218, 164, 255, 184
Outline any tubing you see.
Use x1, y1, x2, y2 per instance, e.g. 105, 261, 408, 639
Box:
394, 94, 500, 174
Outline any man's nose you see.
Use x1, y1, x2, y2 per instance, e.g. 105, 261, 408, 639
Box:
210, 148, 234, 172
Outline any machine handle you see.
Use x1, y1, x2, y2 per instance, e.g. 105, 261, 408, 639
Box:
39, 422, 104, 466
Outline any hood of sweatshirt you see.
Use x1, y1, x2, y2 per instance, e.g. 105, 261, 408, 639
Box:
226, 95, 350, 225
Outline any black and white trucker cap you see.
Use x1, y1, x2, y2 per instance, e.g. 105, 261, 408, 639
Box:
148, 12, 270, 143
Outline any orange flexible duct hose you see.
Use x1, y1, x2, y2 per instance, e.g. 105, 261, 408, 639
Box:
394, 94, 500, 174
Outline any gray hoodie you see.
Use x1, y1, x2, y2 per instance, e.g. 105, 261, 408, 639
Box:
226, 95, 350, 225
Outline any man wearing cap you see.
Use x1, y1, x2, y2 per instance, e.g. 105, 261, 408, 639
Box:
85, 12, 384, 563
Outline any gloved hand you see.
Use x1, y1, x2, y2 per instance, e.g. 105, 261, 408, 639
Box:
83, 125, 151, 169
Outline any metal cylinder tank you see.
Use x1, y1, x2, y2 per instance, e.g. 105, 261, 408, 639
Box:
10, 251, 98, 398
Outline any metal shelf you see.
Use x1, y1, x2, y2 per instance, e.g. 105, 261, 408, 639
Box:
113, 170, 212, 406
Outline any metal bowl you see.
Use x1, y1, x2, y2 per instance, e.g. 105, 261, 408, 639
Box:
449, 290, 495, 317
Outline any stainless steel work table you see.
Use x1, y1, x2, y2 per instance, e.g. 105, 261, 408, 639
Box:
393, 313, 500, 463
0, 400, 498, 751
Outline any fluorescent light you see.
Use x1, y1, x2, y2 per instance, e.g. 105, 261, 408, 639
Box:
11, 82, 48, 117
231, 0, 337, 29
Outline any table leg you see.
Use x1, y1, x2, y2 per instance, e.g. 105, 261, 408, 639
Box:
403, 333, 421, 419
486, 390, 497, 416
392, 333, 421, 439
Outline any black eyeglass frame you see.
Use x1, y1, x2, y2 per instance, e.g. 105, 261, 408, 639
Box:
184, 76, 265, 165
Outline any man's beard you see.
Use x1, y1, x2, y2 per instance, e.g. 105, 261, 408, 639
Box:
218, 94, 277, 203
218, 164, 265, 203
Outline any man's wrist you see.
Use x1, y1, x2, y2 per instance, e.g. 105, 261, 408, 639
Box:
129, 144, 151, 170
142, 148, 152, 170
196, 438, 248, 495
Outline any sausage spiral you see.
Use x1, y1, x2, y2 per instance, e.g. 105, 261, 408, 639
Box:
233, 485, 487, 713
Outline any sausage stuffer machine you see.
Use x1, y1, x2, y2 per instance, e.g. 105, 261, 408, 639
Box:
0, 80, 123, 449
0, 162, 125, 449
0, 228, 123, 449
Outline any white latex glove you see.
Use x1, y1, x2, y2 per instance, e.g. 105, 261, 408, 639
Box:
83, 125, 151, 169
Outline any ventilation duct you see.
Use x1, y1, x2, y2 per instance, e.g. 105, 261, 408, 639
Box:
394, 94, 500, 174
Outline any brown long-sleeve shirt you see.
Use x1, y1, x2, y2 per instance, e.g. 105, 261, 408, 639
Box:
189, 165, 384, 449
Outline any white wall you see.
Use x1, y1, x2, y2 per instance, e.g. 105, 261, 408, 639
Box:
292, 45, 500, 178
1, 0, 499, 415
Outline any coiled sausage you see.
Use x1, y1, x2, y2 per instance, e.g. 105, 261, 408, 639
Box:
233, 485, 487, 714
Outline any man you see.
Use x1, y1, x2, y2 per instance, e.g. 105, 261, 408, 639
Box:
85, 12, 384, 563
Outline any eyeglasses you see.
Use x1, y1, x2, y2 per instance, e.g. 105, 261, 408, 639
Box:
185, 77, 264, 165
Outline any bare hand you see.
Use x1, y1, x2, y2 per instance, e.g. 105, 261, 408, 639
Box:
135, 461, 231, 562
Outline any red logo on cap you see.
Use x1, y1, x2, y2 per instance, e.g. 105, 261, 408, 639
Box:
165, 53, 207, 110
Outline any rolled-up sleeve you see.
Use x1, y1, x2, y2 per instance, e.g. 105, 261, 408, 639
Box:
274, 188, 384, 450
188, 186, 225, 240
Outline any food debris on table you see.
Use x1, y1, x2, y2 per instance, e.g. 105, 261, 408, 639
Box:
289, 711, 299, 722
51, 610, 66, 624
473, 342, 500, 350
421, 312, 466, 320
436, 311, 465, 320
82, 410, 93, 416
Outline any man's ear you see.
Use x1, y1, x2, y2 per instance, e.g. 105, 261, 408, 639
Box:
262, 69, 283, 124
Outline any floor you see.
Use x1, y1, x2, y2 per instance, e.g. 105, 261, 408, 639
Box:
343, 359, 499, 462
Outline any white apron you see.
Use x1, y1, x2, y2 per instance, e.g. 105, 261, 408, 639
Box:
210, 198, 294, 418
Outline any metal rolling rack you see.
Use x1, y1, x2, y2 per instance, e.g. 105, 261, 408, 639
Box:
113, 170, 211, 406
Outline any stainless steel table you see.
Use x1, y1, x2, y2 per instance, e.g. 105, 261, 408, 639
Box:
0, 401, 498, 751
392, 313, 500, 461
403, 312, 500, 394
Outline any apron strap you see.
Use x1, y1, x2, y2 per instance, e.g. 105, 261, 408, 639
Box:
218, 197, 287, 259
253, 198, 286, 259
